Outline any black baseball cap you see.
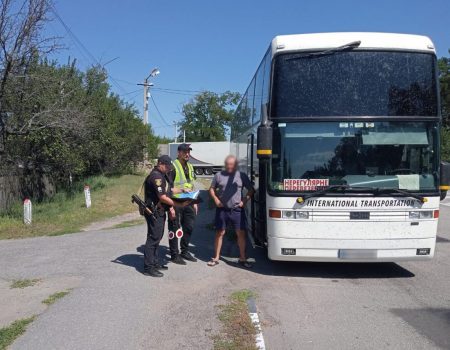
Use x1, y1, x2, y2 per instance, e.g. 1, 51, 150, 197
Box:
157, 155, 172, 165
178, 143, 192, 152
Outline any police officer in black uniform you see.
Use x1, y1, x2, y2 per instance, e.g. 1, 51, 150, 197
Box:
143, 155, 189, 277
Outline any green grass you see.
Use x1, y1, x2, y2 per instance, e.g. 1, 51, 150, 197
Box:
112, 217, 145, 229
42, 290, 70, 305
0, 174, 146, 239
10, 279, 40, 289
0, 316, 36, 350
214, 290, 257, 350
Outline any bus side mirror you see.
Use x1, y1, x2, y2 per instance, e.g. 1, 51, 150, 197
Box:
440, 161, 450, 200
257, 125, 272, 159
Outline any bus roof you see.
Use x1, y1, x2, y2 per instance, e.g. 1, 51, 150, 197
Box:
271, 32, 436, 56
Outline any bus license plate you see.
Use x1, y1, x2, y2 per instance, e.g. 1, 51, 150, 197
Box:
350, 212, 370, 220
339, 249, 377, 259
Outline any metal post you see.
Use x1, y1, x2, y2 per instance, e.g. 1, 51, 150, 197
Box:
143, 78, 149, 125
174, 122, 178, 143
183, 129, 186, 143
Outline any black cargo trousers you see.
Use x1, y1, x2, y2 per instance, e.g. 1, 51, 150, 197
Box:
143, 208, 166, 270
168, 204, 196, 258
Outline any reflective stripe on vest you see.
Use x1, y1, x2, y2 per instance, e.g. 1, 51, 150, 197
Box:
173, 159, 194, 189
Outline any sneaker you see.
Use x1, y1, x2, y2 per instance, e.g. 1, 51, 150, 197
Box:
181, 252, 197, 262
143, 267, 164, 277
171, 255, 187, 265
156, 264, 168, 270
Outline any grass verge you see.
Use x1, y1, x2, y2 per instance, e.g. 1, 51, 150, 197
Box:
214, 290, 257, 350
0, 174, 145, 239
10, 279, 40, 289
42, 290, 70, 305
0, 316, 36, 350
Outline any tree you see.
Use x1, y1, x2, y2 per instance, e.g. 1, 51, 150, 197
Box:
0, 0, 63, 144
179, 91, 240, 142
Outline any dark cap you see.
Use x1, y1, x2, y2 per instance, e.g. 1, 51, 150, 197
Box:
157, 155, 172, 165
178, 143, 192, 152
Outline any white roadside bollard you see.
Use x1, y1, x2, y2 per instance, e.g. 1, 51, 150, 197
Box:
23, 198, 32, 225
84, 185, 92, 208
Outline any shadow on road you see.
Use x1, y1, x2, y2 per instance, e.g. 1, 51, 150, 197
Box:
246, 252, 415, 279
112, 187, 415, 279
391, 307, 450, 349
112, 245, 170, 273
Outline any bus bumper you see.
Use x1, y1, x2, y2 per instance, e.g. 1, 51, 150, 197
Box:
267, 237, 436, 262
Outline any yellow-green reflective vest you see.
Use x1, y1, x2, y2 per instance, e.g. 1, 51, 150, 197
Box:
172, 159, 195, 193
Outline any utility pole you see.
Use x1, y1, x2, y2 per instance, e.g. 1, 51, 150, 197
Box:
174, 121, 178, 143
137, 68, 160, 125
142, 79, 150, 125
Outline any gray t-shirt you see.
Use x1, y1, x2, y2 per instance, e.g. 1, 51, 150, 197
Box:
211, 171, 253, 209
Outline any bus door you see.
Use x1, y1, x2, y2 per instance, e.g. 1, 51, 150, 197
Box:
246, 133, 258, 243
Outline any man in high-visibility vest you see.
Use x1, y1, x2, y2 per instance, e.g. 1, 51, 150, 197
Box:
167, 143, 198, 264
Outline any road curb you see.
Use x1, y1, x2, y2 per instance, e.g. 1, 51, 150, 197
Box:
247, 297, 266, 350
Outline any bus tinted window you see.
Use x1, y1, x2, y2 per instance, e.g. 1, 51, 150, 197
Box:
270, 121, 439, 193
272, 51, 438, 118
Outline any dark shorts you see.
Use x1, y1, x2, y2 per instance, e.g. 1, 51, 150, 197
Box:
215, 207, 246, 231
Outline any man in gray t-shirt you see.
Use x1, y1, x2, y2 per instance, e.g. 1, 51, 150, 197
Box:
208, 155, 255, 268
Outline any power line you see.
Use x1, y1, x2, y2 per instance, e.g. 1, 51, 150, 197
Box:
50, 5, 129, 96
152, 90, 197, 96
150, 95, 171, 127
154, 87, 204, 93
119, 89, 141, 96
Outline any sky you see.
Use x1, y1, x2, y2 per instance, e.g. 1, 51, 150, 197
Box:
48, 0, 450, 138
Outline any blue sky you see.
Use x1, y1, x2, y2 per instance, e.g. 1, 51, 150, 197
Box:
49, 0, 450, 137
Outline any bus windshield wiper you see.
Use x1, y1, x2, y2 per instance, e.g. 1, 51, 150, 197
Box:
302, 185, 426, 203
286, 40, 361, 60
374, 188, 426, 203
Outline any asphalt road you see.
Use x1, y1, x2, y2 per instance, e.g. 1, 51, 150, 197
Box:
1, 189, 449, 350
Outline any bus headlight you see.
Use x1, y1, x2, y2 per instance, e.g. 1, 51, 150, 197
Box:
282, 210, 296, 219
295, 211, 309, 219
409, 211, 433, 219
282, 210, 309, 219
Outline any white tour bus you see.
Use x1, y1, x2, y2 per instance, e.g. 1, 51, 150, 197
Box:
231, 32, 450, 262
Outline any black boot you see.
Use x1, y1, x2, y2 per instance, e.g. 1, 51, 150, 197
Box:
181, 251, 197, 262
171, 255, 187, 265
155, 263, 168, 270
143, 266, 164, 277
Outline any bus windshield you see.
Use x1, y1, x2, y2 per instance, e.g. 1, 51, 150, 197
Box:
270, 121, 439, 193
272, 51, 438, 118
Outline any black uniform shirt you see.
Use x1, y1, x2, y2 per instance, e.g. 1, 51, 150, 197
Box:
145, 167, 168, 207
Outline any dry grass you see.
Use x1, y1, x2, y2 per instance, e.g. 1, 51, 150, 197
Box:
10, 279, 40, 289
0, 174, 145, 239
214, 290, 258, 350
112, 217, 145, 229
